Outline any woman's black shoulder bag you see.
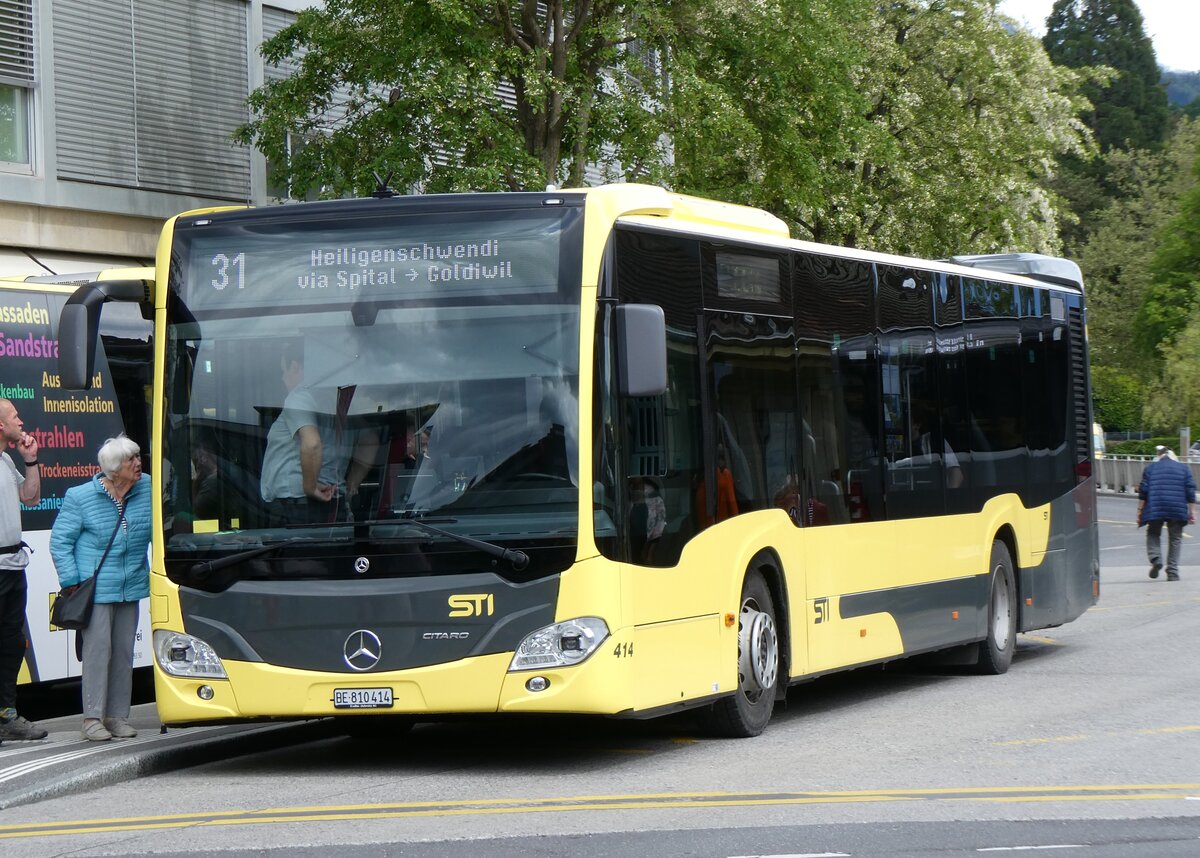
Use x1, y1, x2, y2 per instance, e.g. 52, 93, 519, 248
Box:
50, 512, 124, 631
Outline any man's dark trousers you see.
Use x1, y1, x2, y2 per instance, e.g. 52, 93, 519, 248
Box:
0, 570, 29, 712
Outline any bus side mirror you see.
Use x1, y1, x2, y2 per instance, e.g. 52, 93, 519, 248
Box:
615, 304, 667, 398
59, 280, 149, 390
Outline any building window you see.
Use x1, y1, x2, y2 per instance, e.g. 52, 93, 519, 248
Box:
53, 0, 250, 199
0, 0, 34, 166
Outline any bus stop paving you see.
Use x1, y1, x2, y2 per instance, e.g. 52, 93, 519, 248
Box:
0, 704, 333, 810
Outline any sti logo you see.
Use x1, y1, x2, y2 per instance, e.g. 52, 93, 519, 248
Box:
448, 593, 494, 618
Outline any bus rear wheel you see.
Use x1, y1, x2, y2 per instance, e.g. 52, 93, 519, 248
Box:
975, 541, 1017, 675
699, 570, 779, 738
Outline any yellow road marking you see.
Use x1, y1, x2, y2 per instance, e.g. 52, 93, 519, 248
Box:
1021, 635, 1059, 645
2, 784, 1198, 839
994, 726, 1200, 747
995, 735, 1088, 746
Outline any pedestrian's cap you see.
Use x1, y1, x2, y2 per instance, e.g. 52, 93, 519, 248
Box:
1156, 445, 1167, 453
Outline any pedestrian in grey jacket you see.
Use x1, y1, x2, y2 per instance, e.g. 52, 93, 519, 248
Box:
50, 435, 151, 741
1137, 446, 1197, 581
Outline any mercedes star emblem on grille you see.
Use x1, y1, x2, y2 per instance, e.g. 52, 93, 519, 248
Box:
343, 629, 382, 671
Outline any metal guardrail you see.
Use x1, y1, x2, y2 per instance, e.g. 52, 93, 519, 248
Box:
1094, 456, 1200, 493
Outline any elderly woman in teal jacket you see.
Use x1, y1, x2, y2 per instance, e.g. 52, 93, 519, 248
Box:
50, 435, 152, 742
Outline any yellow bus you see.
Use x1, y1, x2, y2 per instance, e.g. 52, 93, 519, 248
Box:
1, 269, 155, 686
59, 185, 1099, 736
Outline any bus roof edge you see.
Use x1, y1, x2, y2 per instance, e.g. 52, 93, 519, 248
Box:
948, 252, 1083, 291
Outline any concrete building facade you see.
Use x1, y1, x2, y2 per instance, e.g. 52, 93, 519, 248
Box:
0, 0, 305, 275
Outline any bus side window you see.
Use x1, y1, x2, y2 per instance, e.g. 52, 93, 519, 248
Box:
795, 251, 878, 525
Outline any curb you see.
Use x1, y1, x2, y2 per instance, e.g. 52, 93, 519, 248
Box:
0, 719, 338, 811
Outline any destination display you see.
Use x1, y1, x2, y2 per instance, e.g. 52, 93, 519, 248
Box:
715, 251, 782, 303
181, 212, 570, 312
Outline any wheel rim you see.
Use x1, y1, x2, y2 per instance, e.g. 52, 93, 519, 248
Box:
738, 598, 778, 702
990, 564, 1011, 651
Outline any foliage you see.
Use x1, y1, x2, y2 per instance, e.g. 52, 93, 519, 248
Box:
1090, 365, 1144, 433
1042, 0, 1166, 255
652, 0, 873, 236
1142, 257, 1200, 433
1135, 148, 1200, 358
238, 0, 1093, 261
1043, 0, 1168, 153
236, 0, 672, 196
1107, 437, 1178, 456
1076, 119, 1200, 371
665, 0, 1092, 257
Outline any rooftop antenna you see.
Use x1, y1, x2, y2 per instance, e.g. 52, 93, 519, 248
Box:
371, 170, 398, 198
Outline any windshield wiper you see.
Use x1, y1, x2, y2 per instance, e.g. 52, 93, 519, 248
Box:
191, 518, 530, 573
189, 536, 313, 578
355, 517, 530, 572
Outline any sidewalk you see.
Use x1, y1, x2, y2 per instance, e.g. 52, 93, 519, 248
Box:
0, 703, 334, 810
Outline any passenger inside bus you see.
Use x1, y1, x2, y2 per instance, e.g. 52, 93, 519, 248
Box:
628, 475, 667, 564
695, 444, 739, 528
259, 342, 365, 525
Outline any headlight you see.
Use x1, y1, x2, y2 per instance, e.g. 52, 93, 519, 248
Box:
154, 629, 228, 679
509, 617, 609, 671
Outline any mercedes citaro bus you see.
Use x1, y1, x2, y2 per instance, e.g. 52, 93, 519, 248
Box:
59, 185, 1099, 736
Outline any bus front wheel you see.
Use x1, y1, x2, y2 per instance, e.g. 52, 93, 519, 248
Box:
975, 541, 1017, 675
700, 570, 779, 738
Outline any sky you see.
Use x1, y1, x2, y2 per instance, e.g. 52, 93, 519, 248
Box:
997, 0, 1199, 72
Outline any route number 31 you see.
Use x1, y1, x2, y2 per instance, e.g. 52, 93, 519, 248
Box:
211, 252, 245, 291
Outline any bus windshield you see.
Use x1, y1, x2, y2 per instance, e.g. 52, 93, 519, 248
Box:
162, 198, 584, 579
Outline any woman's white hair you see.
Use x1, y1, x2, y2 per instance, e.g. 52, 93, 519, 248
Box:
97, 434, 140, 478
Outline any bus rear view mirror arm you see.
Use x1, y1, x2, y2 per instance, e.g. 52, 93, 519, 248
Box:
615, 304, 667, 398
59, 279, 151, 390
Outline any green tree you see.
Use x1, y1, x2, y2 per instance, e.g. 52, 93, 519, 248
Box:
1076, 119, 1200, 372
238, 0, 1093, 261
1090, 365, 1144, 433
1143, 309, 1200, 433
1042, 0, 1168, 254
648, 0, 873, 232
236, 0, 672, 195
1135, 141, 1200, 358
666, 0, 1092, 256
1043, 0, 1168, 153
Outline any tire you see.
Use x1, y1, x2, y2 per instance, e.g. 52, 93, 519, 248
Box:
699, 570, 780, 738
975, 540, 1017, 675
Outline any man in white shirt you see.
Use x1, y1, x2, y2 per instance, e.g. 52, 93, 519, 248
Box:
0, 398, 47, 741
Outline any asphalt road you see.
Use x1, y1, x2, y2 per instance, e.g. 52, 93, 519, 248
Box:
4, 491, 1198, 857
